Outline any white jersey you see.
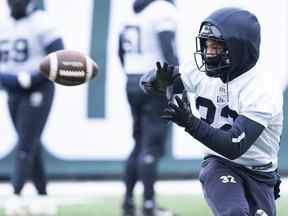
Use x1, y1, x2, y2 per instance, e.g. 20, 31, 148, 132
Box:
0, 11, 61, 75
121, 0, 177, 74
181, 59, 283, 172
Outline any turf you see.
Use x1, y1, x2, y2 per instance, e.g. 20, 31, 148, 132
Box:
1, 194, 287, 216
58, 195, 212, 216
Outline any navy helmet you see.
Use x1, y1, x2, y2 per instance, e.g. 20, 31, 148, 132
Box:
133, 0, 174, 13
194, 23, 230, 78
194, 8, 261, 82
7, 0, 36, 20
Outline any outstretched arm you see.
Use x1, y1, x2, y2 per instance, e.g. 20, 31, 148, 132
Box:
162, 91, 264, 160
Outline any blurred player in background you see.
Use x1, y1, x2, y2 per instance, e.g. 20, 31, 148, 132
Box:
118, 0, 179, 215
141, 7, 283, 216
0, 0, 64, 208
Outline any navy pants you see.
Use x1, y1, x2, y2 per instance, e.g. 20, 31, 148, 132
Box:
8, 82, 54, 195
123, 74, 169, 203
199, 156, 277, 216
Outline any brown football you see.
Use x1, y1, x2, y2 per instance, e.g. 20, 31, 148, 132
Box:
39, 50, 98, 86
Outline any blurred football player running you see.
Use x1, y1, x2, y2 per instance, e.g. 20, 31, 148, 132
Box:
0, 0, 64, 208
118, 0, 179, 215
140, 7, 283, 216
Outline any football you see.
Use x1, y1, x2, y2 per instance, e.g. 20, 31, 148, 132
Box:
40, 50, 98, 86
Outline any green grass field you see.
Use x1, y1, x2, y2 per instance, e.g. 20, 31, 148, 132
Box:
1, 194, 287, 216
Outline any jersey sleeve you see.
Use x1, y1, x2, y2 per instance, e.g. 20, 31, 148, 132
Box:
180, 59, 205, 93
239, 78, 283, 127
33, 11, 62, 47
151, 1, 177, 32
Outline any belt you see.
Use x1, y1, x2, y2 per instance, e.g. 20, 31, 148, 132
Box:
204, 155, 273, 171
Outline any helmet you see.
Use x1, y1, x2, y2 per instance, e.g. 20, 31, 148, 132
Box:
194, 23, 231, 78
133, 0, 174, 13
7, 0, 36, 20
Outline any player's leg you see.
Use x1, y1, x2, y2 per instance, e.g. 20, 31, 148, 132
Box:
122, 76, 143, 216
123, 149, 140, 216
7, 93, 23, 190
124, 98, 141, 202
243, 171, 276, 216
31, 144, 47, 195
199, 157, 250, 216
8, 93, 32, 195
123, 145, 141, 216
28, 83, 54, 195
10, 83, 54, 195
7, 93, 19, 132
140, 95, 169, 216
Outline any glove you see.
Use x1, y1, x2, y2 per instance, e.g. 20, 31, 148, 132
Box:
140, 61, 180, 100
155, 61, 179, 89
161, 90, 194, 128
17, 71, 31, 89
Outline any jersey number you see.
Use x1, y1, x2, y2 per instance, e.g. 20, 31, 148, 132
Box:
195, 96, 238, 130
0, 38, 29, 63
220, 175, 237, 184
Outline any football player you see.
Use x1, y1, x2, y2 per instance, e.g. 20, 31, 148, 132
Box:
140, 7, 283, 216
0, 0, 64, 199
118, 0, 178, 216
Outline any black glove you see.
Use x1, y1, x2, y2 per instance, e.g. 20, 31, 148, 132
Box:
161, 90, 194, 128
140, 61, 180, 100
155, 62, 179, 89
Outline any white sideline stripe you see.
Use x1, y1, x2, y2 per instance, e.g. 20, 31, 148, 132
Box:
49, 53, 58, 81
0, 180, 202, 197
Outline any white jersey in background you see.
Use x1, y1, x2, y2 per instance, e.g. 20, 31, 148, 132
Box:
0, 11, 61, 75
121, 0, 177, 75
180, 59, 283, 172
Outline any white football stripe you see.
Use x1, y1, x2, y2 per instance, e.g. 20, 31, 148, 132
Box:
49, 53, 58, 81
86, 57, 93, 82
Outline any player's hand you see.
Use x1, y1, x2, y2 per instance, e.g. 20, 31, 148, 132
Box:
140, 68, 166, 95
161, 90, 193, 128
155, 62, 179, 89
140, 62, 179, 99
17, 71, 31, 89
